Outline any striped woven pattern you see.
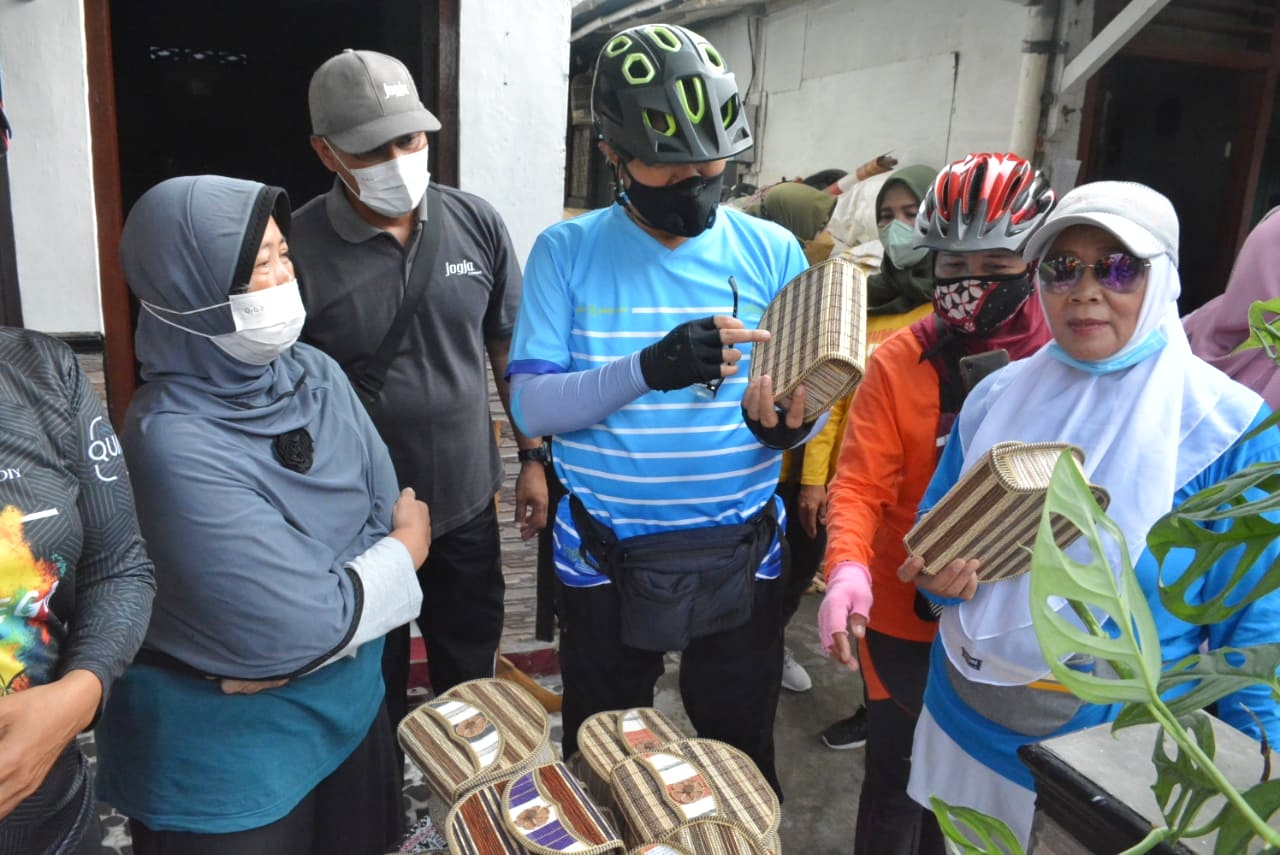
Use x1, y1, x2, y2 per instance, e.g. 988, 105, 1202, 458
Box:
576, 708, 687, 813
609, 738, 781, 852
398, 677, 554, 803
904, 442, 1109, 583
446, 763, 623, 855
628, 818, 769, 854
749, 256, 867, 420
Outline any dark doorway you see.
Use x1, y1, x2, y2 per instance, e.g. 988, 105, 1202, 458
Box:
1083, 55, 1251, 312
97, 0, 456, 422
109, 0, 440, 216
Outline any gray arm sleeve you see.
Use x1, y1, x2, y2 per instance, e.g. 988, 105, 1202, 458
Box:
509, 353, 650, 437
311, 536, 422, 671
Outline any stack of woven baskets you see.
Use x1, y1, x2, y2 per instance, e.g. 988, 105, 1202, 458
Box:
397, 678, 781, 854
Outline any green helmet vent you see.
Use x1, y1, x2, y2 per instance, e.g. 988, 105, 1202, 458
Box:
646, 26, 682, 52
675, 76, 706, 123
700, 44, 725, 69
622, 53, 656, 85
721, 94, 737, 128
605, 35, 632, 57
643, 109, 678, 137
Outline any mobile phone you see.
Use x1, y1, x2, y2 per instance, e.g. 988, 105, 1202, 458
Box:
958, 349, 1010, 394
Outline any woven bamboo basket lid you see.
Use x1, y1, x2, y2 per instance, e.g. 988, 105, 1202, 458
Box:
445, 762, 624, 855
608, 738, 781, 852
749, 256, 867, 421
903, 441, 1110, 583
397, 677, 554, 804
627, 818, 769, 854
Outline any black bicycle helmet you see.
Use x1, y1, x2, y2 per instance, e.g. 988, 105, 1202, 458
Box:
591, 24, 752, 164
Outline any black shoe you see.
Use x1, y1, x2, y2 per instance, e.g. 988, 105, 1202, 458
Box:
821, 707, 868, 750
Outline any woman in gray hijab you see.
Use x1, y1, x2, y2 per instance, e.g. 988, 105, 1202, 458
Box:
94, 175, 430, 855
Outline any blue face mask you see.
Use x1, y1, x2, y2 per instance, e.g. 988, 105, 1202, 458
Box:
879, 219, 928, 269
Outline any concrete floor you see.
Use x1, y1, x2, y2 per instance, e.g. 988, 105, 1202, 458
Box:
651, 591, 866, 853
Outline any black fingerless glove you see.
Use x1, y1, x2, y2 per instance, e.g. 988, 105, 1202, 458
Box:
743, 405, 816, 450
638, 316, 724, 392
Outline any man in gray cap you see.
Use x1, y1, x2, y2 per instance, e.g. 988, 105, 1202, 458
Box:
290, 49, 548, 743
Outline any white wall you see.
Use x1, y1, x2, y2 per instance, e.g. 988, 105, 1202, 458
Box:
703, 0, 1043, 186
459, 0, 572, 268
1, 0, 102, 333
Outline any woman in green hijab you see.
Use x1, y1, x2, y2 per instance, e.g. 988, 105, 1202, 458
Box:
866, 164, 939, 315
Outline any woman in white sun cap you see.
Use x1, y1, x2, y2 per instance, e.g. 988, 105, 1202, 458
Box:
898, 180, 1280, 847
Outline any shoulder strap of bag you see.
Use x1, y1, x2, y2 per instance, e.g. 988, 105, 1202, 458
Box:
352, 184, 443, 405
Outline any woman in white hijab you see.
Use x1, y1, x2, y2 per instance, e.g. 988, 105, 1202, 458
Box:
898, 181, 1280, 846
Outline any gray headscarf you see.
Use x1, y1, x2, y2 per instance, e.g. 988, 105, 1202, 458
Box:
120, 175, 397, 678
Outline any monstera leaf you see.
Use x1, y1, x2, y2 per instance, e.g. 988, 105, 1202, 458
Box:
1150, 713, 1224, 838
1114, 644, 1280, 730
929, 796, 1024, 855
1148, 460, 1280, 626
1234, 297, 1280, 359
1029, 451, 1164, 705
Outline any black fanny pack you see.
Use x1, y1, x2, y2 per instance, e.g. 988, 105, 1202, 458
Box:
569, 495, 780, 652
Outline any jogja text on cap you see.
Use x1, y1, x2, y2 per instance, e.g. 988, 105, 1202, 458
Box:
309, 49, 441, 154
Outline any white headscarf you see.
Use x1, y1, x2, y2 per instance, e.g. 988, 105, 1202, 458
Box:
938, 200, 1263, 686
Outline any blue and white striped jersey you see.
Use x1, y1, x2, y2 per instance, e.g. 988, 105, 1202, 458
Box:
510, 204, 807, 586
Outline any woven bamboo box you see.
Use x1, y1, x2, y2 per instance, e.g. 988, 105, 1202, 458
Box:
444, 761, 624, 855
572, 708, 688, 818
627, 819, 769, 854
608, 738, 781, 853
397, 677, 555, 804
903, 441, 1110, 583
748, 256, 867, 421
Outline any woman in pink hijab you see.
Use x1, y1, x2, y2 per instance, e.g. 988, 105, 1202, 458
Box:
1184, 207, 1280, 407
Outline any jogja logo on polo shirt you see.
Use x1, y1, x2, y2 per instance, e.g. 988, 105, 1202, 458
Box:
445, 259, 483, 277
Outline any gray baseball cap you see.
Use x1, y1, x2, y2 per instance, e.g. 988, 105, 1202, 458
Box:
309, 49, 441, 153
1022, 180, 1179, 267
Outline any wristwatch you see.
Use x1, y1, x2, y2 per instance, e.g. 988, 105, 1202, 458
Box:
517, 443, 551, 464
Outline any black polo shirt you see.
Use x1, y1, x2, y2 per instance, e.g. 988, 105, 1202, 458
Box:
291, 179, 521, 536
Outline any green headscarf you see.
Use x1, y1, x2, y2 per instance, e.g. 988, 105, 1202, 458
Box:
746, 181, 837, 243
866, 163, 937, 316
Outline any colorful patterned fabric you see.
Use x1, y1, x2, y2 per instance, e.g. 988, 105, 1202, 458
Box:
446, 763, 623, 855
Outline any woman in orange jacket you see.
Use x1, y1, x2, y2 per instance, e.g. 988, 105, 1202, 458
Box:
817, 153, 1056, 855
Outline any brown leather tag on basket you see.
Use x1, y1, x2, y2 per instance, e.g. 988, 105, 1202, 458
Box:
749, 256, 867, 421
903, 441, 1110, 583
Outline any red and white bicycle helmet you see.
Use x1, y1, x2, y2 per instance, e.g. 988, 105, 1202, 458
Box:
915, 153, 1055, 253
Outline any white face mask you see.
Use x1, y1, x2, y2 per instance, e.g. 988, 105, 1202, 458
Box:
327, 140, 431, 217
880, 218, 929, 270
141, 280, 306, 366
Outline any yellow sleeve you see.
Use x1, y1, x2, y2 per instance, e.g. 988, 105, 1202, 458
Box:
800, 391, 852, 486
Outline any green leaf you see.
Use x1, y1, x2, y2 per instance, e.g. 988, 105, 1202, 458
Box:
1115, 645, 1280, 730
1030, 451, 1165, 705
929, 796, 1025, 854
1234, 298, 1280, 358
1148, 460, 1280, 625
1150, 713, 1222, 837
1212, 779, 1280, 855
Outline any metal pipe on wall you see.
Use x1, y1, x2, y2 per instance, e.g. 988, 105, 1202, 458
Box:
1008, 1, 1061, 160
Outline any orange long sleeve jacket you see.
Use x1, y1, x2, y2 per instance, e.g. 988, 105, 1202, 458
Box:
823, 325, 942, 645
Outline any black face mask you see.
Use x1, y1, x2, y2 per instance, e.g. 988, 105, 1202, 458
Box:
932, 270, 1034, 336
617, 163, 724, 238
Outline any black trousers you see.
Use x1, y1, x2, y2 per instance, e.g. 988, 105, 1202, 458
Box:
129, 703, 402, 855
381, 501, 505, 739
558, 574, 787, 797
854, 631, 944, 855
